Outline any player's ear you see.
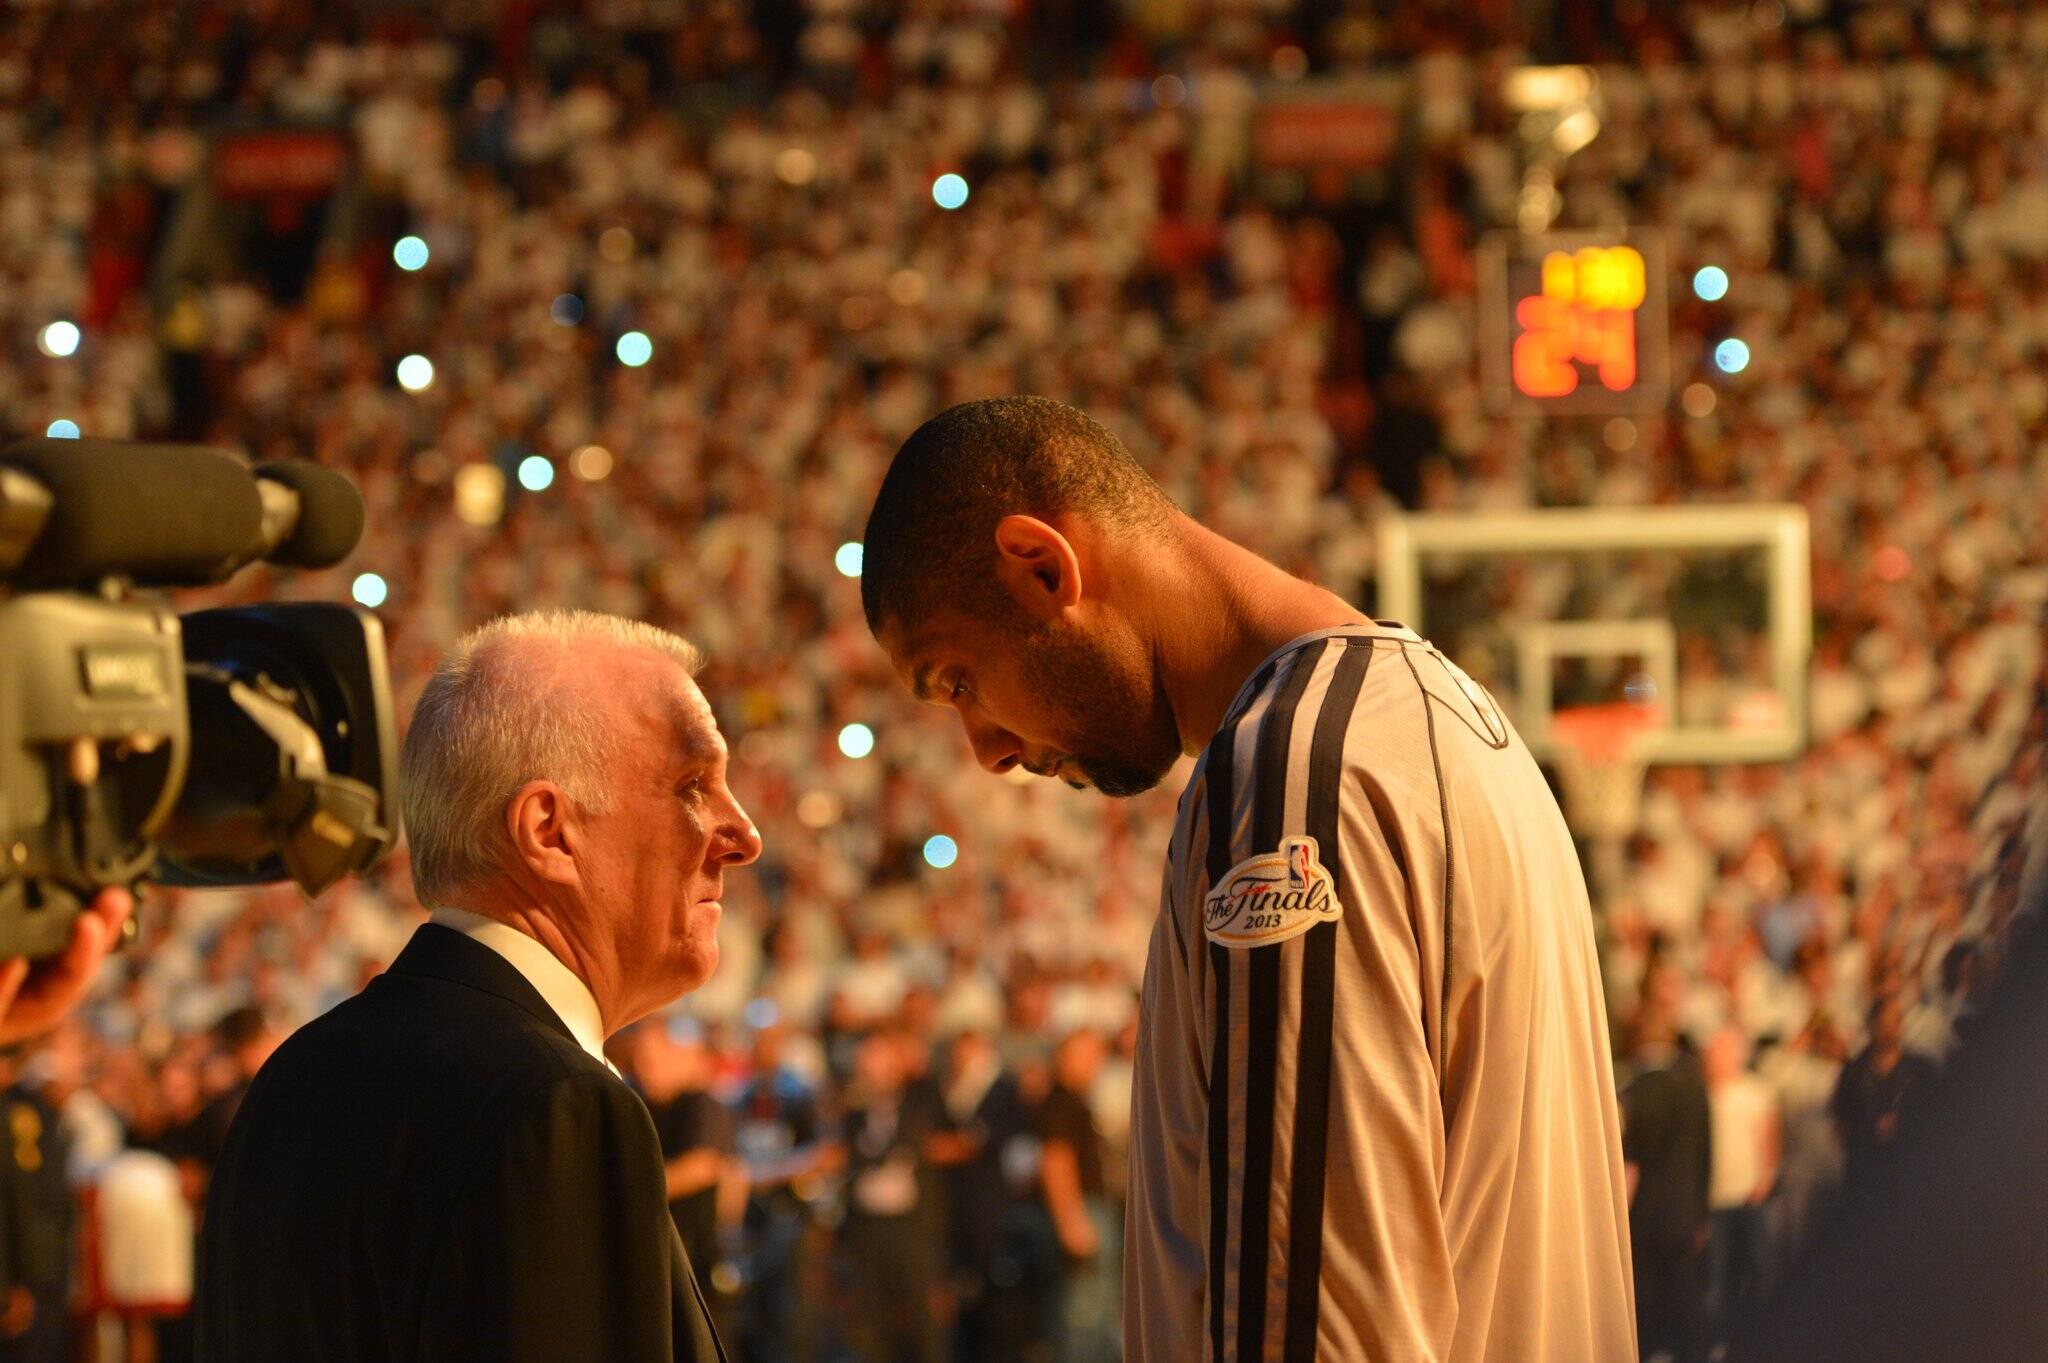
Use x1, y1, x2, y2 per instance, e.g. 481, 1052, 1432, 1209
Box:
992, 515, 1082, 621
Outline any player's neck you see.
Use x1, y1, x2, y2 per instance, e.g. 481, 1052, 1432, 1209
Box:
1149, 522, 1370, 755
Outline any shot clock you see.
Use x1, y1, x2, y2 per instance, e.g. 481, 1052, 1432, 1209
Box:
1480, 231, 1670, 415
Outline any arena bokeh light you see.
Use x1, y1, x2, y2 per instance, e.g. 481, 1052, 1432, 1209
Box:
36, 319, 79, 358
395, 354, 435, 391
452, 462, 506, 526
516, 455, 554, 492
1714, 338, 1751, 373
837, 723, 875, 759
616, 331, 653, 367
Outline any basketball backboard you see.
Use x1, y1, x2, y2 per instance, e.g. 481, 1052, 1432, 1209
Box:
1375, 504, 1811, 767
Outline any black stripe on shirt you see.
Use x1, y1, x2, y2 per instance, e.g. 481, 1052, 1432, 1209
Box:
1206, 936, 1232, 1363
1283, 640, 1374, 1361
1204, 657, 1276, 1363
1401, 643, 1459, 1071
1235, 645, 1322, 1363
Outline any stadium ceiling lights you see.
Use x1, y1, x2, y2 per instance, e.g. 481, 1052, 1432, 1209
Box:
1503, 66, 1602, 233
1504, 65, 1595, 112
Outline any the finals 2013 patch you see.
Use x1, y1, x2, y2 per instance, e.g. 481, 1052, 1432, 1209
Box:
1203, 835, 1341, 948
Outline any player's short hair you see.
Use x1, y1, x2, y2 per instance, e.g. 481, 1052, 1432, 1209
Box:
860, 396, 1174, 635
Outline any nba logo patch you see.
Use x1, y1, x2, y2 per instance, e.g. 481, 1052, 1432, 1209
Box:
1203, 836, 1341, 948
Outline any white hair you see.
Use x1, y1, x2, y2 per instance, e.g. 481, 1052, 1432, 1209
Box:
401, 610, 703, 905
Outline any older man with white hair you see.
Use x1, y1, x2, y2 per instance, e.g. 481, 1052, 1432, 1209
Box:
195, 610, 760, 1363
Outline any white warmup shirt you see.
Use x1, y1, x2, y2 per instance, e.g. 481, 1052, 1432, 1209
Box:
1125, 624, 1636, 1363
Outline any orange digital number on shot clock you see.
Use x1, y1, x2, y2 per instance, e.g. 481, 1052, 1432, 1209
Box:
1480, 230, 1668, 415
1511, 246, 1645, 398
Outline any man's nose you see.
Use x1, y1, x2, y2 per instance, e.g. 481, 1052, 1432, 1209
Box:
714, 794, 763, 866
961, 712, 1022, 775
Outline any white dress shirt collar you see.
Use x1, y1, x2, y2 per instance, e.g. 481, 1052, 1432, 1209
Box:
427, 906, 613, 1072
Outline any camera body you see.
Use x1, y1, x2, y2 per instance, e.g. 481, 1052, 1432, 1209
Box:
0, 438, 400, 959
0, 593, 186, 957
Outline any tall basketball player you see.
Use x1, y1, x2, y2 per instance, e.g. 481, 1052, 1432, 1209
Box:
860, 397, 1636, 1363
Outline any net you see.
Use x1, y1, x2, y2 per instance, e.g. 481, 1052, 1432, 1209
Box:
1548, 701, 1663, 841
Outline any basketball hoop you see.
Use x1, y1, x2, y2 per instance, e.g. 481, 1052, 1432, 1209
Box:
1548, 701, 1663, 842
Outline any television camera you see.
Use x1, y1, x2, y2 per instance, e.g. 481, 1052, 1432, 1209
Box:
0, 438, 399, 960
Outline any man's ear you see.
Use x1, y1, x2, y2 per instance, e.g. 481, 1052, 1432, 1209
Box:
992, 515, 1083, 622
505, 780, 580, 888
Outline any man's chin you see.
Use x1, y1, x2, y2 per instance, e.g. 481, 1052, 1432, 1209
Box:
675, 940, 720, 995
675, 904, 722, 978
1073, 755, 1173, 799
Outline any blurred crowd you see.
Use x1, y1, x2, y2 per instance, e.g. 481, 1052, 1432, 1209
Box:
3, 1, 2048, 1360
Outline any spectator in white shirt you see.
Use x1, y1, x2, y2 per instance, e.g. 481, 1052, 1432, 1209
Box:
1706, 1027, 1782, 1341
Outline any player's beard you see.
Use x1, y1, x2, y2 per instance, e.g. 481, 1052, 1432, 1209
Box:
1018, 619, 1181, 798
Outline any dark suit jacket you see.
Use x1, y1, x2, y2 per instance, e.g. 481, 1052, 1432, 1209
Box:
195, 923, 725, 1363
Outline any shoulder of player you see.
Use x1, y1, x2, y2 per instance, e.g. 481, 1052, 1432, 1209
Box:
1173, 631, 1492, 827
1233, 644, 1499, 843
1198, 635, 1374, 745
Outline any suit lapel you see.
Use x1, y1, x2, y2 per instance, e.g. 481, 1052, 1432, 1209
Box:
383, 923, 580, 1048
